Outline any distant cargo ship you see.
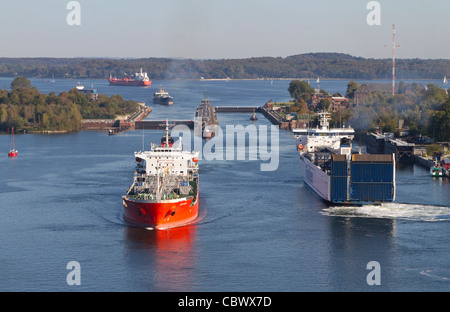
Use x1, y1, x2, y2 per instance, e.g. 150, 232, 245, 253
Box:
108, 68, 152, 86
122, 121, 199, 229
195, 94, 219, 139
152, 87, 174, 105
293, 112, 395, 205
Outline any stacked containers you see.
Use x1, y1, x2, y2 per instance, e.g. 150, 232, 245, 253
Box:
349, 154, 395, 202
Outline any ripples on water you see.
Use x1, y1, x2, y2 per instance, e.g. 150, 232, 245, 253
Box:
2, 78, 450, 292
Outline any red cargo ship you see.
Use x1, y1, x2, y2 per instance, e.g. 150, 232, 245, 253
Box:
122, 121, 200, 230
108, 68, 152, 86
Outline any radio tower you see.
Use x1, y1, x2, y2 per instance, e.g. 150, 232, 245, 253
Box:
391, 24, 400, 95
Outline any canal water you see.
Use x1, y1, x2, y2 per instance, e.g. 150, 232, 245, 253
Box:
0, 77, 449, 292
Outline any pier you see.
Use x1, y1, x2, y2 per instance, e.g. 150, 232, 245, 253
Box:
385, 138, 416, 164
215, 106, 261, 113
415, 155, 434, 169
214, 105, 283, 127
135, 120, 195, 130
366, 132, 416, 164
96, 100, 288, 136
82, 106, 152, 134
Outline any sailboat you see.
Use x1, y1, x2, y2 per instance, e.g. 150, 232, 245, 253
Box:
50, 73, 55, 83
444, 76, 448, 95
8, 127, 18, 157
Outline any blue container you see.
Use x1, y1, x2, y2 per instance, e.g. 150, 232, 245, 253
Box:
350, 161, 394, 202
331, 160, 348, 202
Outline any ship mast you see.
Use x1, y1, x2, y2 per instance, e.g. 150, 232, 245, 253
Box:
318, 111, 330, 130
165, 120, 170, 147
388, 24, 400, 96
12, 127, 15, 150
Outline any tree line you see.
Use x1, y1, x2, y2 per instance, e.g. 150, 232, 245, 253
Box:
288, 79, 450, 141
0, 77, 139, 132
1, 53, 450, 80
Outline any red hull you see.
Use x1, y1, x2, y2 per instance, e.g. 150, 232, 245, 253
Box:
123, 195, 199, 230
108, 78, 151, 86
8, 152, 18, 157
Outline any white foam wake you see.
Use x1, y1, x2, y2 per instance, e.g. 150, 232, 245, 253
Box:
321, 203, 450, 222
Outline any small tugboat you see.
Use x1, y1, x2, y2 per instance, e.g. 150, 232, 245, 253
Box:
8, 127, 18, 158
250, 109, 258, 121
152, 87, 174, 105
430, 161, 443, 177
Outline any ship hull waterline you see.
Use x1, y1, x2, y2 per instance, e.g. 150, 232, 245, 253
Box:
108, 79, 152, 87
153, 99, 174, 105
122, 194, 199, 230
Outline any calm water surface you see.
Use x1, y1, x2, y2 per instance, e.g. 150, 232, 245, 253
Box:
0, 78, 449, 291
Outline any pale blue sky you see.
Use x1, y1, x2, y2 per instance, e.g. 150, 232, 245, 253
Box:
0, 0, 449, 59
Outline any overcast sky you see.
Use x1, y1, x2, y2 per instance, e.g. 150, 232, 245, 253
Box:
0, 0, 449, 59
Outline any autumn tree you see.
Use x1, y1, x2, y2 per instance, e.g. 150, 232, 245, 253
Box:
288, 80, 315, 103
11, 77, 31, 90
317, 98, 331, 111
345, 81, 359, 99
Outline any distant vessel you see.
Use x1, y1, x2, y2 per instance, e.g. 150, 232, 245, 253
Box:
293, 112, 396, 205
250, 109, 258, 121
152, 87, 174, 105
75, 84, 98, 100
430, 161, 443, 177
195, 94, 219, 139
108, 68, 152, 86
122, 121, 199, 229
8, 127, 18, 158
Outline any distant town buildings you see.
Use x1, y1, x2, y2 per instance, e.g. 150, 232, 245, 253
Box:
310, 92, 350, 111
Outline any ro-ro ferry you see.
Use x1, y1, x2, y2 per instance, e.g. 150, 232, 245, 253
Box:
293, 112, 395, 205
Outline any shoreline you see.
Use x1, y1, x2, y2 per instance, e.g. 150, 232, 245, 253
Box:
1, 77, 446, 82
